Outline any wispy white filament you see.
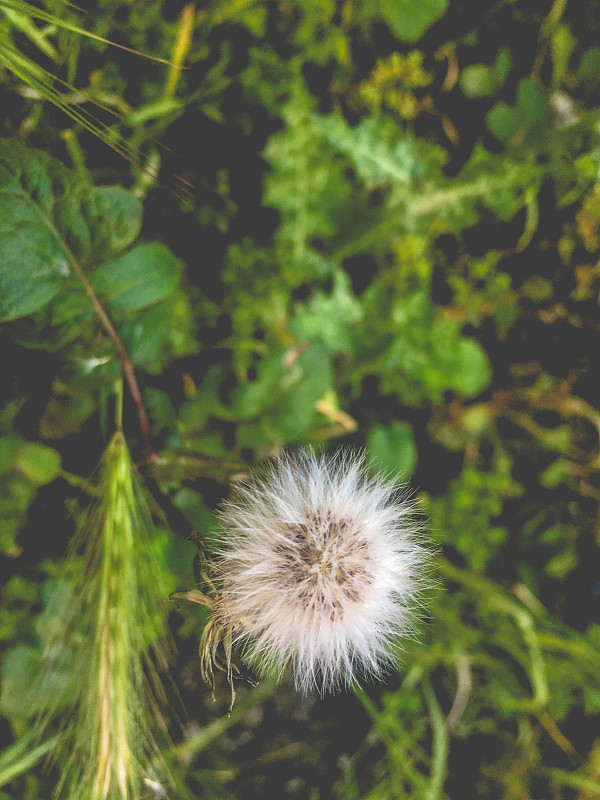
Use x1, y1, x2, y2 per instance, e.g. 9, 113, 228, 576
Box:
215, 450, 428, 694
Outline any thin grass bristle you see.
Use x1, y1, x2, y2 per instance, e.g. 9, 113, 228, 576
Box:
0, 1, 192, 199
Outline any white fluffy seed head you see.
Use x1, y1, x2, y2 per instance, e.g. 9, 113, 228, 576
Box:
214, 450, 429, 695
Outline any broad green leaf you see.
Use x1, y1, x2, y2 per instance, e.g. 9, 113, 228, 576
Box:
122, 288, 198, 371
0, 646, 42, 717
92, 243, 182, 310
375, 0, 448, 42
0, 139, 81, 320
230, 350, 289, 419
576, 47, 600, 91
486, 78, 547, 143
173, 487, 218, 535
517, 78, 548, 128
449, 338, 492, 397
460, 49, 512, 98
15, 442, 61, 485
486, 102, 519, 143
368, 421, 417, 479
234, 344, 332, 446
0, 139, 143, 321
121, 304, 170, 365
269, 344, 332, 439
82, 185, 142, 262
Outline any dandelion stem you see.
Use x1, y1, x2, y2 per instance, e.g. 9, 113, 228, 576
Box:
423, 678, 448, 800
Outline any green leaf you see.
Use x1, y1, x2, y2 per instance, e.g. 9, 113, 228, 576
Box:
486, 102, 519, 143
551, 24, 575, 87
264, 92, 352, 280
540, 459, 569, 489
0, 645, 42, 717
367, 421, 417, 479
376, 0, 448, 42
121, 304, 169, 365
449, 338, 492, 397
434, 143, 544, 228
516, 78, 547, 128
315, 114, 421, 187
0, 139, 143, 321
269, 344, 332, 439
172, 487, 218, 535
0, 139, 80, 320
15, 442, 61, 485
233, 344, 333, 447
290, 268, 363, 354
92, 243, 182, 310
460, 49, 512, 98
230, 351, 289, 419
486, 78, 547, 143
576, 47, 600, 91
82, 186, 142, 262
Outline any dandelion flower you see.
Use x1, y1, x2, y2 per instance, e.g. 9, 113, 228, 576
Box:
211, 449, 429, 695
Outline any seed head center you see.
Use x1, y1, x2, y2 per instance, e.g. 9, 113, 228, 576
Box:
277, 516, 372, 602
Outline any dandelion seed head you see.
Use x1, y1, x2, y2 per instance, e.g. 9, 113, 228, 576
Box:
215, 450, 429, 694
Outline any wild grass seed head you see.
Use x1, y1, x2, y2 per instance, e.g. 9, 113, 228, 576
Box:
36, 431, 172, 800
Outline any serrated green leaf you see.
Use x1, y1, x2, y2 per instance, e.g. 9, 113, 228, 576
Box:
290, 268, 363, 354
427, 143, 545, 228
92, 243, 182, 310
315, 114, 420, 187
264, 94, 352, 280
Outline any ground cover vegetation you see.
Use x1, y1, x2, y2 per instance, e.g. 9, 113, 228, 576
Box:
1, 0, 600, 798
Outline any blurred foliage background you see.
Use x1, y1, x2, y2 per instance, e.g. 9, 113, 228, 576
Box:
1, 0, 600, 798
